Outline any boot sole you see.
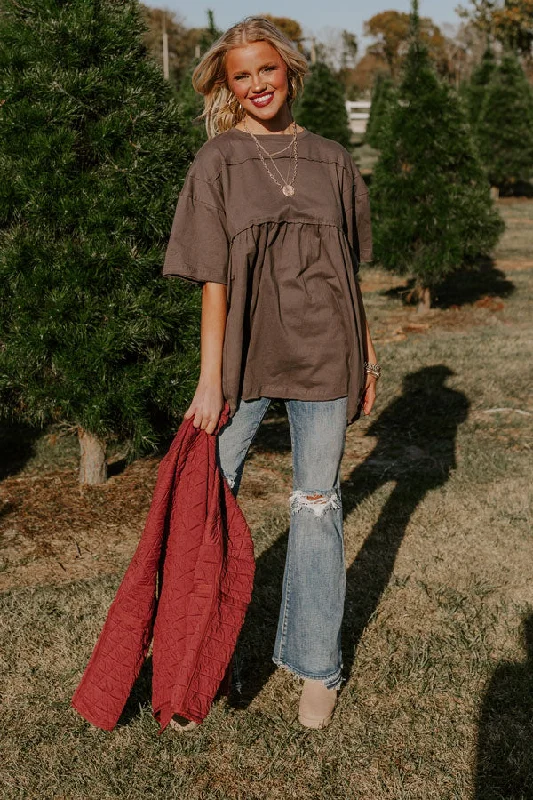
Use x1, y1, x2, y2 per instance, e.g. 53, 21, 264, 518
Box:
298, 712, 334, 729
168, 716, 198, 732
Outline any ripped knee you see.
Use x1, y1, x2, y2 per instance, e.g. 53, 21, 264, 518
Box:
225, 475, 236, 490
290, 488, 340, 517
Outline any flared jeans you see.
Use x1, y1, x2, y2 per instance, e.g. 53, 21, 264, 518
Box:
216, 395, 347, 689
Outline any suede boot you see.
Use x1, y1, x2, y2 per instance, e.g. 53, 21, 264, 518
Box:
168, 715, 198, 732
298, 679, 338, 729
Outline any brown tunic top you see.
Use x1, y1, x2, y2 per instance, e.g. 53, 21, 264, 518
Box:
162, 127, 373, 424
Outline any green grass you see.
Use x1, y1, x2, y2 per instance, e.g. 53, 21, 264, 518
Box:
352, 140, 380, 175
1, 201, 532, 799
493, 199, 533, 262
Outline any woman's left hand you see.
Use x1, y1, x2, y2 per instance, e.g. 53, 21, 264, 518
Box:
361, 373, 377, 415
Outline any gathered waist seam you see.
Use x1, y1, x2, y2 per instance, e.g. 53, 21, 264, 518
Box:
229, 218, 343, 244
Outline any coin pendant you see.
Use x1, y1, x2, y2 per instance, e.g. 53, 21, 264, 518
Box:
282, 185, 295, 196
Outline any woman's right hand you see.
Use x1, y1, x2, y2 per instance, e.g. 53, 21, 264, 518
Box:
187, 281, 227, 435
184, 380, 225, 435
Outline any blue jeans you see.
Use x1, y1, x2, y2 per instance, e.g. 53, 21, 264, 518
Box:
216, 395, 347, 689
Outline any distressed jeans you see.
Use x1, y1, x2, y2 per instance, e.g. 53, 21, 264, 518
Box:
216, 395, 347, 689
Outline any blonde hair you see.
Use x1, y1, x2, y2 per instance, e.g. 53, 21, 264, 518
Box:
192, 17, 308, 139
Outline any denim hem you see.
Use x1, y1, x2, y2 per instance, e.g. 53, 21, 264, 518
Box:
272, 656, 344, 690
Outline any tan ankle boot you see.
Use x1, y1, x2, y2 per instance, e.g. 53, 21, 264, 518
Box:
298, 679, 338, 729
168, 714, 198, 732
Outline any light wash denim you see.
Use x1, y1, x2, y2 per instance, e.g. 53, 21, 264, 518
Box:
216, 395, 347, 689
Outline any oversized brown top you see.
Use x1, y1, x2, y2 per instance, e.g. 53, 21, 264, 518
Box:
163, 128, 373, 424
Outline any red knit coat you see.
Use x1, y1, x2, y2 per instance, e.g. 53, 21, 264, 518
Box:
71, 406, 255, 732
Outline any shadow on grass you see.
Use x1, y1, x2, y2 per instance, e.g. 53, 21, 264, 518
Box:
498, 180, 533, 198
107, 458, 129, 479
230, 365, 469, 709
384, 258, 515, 309
246, 403, 291, 456
0, 422, 40, 481
475, 613, 533, 799
117, 656, 154, 727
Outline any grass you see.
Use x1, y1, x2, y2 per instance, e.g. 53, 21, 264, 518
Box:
1, 200, 532, 799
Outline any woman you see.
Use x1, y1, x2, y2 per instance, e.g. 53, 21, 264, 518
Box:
162, 17, 380, 730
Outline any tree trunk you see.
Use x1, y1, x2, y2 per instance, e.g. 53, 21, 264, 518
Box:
78, 429, 107, 485
490, 186, 500, 200
416, 285, 431, 314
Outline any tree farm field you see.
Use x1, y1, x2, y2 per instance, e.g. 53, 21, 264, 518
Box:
0, 200, 532, 800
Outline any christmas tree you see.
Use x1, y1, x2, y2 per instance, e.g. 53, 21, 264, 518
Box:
175, 10, 222, 152
476, 51, 533, 191
0, 0, 200, 483
176, 61, 207, 151
365, 74, 397, 149
462, 47, 497, 128
294, 61, 352, 149
371, 0, 504, 311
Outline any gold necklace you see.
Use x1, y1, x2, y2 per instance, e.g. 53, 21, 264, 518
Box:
243, 119, 299, 197
257, 139, 294, 157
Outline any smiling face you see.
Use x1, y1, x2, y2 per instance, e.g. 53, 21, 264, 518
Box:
225, 40, 292, 132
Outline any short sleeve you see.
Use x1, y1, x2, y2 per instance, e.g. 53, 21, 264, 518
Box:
342, 161, 373, 267
162, 151, 229, 285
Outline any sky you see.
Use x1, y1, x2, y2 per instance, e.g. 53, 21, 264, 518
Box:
143, 0, 465, 45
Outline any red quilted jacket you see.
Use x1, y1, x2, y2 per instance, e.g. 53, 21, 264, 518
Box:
71, 406, 255, 732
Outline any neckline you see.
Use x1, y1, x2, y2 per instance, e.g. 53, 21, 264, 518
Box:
230, 127, 310, 140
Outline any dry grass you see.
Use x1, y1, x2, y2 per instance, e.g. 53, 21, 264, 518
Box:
1, 200, 532, 799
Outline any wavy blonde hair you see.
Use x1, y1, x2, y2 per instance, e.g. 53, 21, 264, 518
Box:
192, 17, 308, 139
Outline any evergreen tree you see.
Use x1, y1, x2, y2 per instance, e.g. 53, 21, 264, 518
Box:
176, 61, 207, 151
371, 1, 504, 311
175, 11, 222, 152
476, 52, 533, 191
365, 74, 397, 149
462, 47, 496, 128
0, 0, 201, 483
200, 8, 222, 50
294, 61, 352, 149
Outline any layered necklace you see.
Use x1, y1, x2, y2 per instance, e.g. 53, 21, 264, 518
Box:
242, 118, 299, 197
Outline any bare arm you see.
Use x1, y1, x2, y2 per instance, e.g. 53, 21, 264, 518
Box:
184, 282, 227, 434
355, 282, 379, 416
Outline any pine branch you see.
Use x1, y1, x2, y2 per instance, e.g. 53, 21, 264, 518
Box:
410, 0, 420, 40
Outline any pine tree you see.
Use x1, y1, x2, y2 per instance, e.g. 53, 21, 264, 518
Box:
175, 11, 222, 152
294, 61, 352, 149
462, 48, 496, 128
176, 61, 207, 151
476, 52, 533, 191
371, 1, 504, 311
365, 74, 397, 149
0, 0, 201, 483
365, 75, 385, 147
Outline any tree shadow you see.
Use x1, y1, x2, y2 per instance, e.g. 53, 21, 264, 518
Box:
383, 258, 514, 309
107, 457, 129, 478
475, 613, 533, 799
230, 365, 469, 708
0, 422, 40, 481
498, 180, 533, 198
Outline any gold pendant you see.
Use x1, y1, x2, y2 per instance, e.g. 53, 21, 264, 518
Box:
282, 185, 295, 196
